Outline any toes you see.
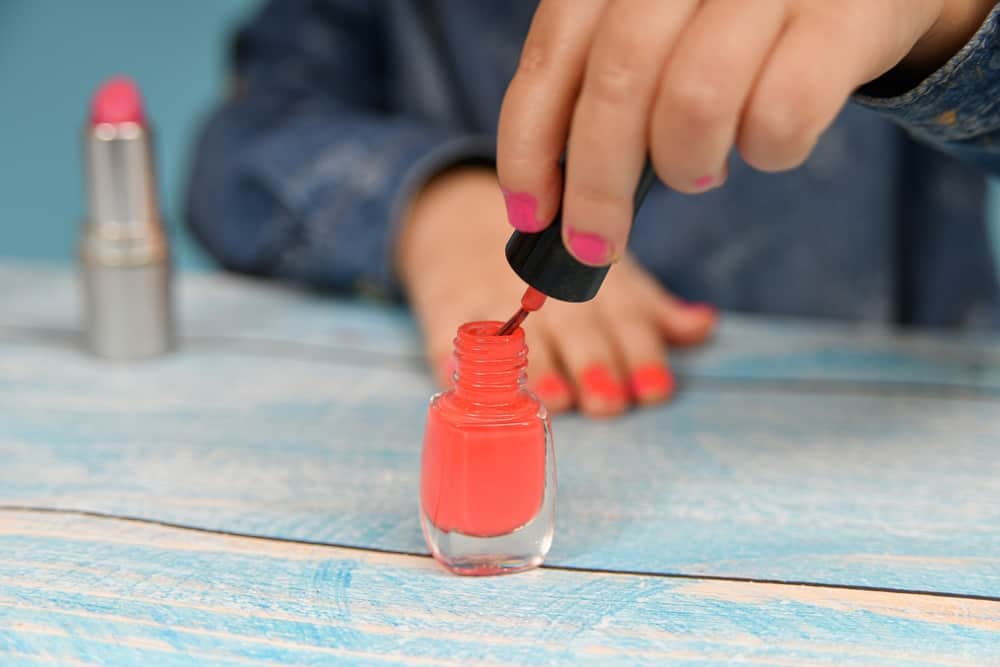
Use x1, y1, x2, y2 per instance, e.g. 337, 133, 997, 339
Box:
654, 296, 718, 346
524, 324, 572, 414
419, 290, 502, 389
577, 364, 629, 417
544, 305, 629, 418
422, 309, 469, 389
428, 340, 456, 389
602, 254, 717, 346
532, 371, 573, 414
627, 363, 675, 406
605, 312, 675, 407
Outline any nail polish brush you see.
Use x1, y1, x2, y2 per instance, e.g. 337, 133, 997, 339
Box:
496, 286, 547, 335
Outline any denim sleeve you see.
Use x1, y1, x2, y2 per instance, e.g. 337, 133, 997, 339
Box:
853, 5, 1000, 172
185, 0, 492, 298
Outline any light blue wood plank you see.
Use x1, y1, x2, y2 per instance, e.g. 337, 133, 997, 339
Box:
0, 262, 420, 360
2, 511, 998, 666
1, 334, 998, 597
2, 262, 1000, 390
680, 317, 1000, 389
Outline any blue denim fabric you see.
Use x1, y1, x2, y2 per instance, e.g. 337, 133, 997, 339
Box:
187, 0, 1000, 330
856, 7, 1000, 146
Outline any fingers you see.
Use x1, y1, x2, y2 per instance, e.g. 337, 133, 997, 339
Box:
738, 9, 873, 172
501, 0, 889, 242
651, 0, 788, 192
497, 0, 607, 233
562, 0, 698, 265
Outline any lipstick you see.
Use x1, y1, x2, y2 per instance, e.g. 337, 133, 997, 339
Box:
80, 77, 173, 359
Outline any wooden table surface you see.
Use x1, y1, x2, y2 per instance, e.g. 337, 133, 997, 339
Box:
1, 261, 998, 665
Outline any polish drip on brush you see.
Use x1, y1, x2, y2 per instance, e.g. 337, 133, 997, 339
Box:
496, 287, 547, 336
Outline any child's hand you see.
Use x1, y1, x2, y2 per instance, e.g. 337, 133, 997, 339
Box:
398, 168, 716, 417
497, 0, 996, 266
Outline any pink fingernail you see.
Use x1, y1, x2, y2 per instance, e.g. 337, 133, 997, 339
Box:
685, 302, 718, 317
502, 189, 547, 233
694, 174, 715, 189
565, 227, 612, 266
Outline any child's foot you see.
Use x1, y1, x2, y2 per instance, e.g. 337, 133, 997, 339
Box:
398, 168, 716, 418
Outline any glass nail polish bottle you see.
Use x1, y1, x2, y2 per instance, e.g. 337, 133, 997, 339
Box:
420, 321, 556, 576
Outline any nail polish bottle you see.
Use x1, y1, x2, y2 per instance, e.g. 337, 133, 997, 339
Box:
420, 321, 555, 576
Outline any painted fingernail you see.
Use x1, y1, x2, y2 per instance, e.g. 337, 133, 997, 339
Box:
532, 372, 571, 404
685, 301, 718, 317
694, 174, 715, 189
565, 227, 613, 266
502, 189, 547, 233
694, 168, 727, 191
629, 364, 676, 403
580, 364, 627, 403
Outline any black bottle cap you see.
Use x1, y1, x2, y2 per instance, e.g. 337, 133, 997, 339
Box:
505, 217, 607, 303
504, 161, 657, 303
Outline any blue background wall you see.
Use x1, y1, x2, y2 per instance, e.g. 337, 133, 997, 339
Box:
0, 0, 257, 269
1, 0, 999, 270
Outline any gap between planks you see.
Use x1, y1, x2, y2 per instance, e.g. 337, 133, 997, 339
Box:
3, 505, 998, 604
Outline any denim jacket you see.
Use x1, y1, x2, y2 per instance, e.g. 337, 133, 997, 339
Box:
187, 0, 1000, 329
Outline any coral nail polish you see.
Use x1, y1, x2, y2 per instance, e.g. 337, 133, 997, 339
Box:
420, 321, 556, 576
628, 364, 675, 402
533, 372, 571, 404
580, 364, 627, 403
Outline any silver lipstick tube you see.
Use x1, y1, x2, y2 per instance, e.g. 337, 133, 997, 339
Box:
80, 120, 174, 359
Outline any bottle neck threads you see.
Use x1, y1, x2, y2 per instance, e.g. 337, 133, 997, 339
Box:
452, 321, 527, 403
